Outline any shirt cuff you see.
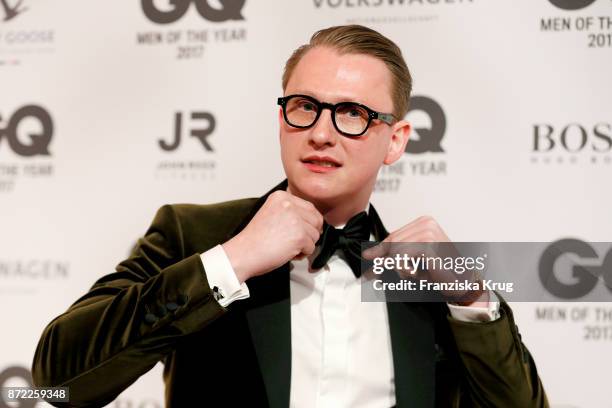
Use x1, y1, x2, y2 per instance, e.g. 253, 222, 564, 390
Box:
200, 244, 250, 308
447, 291, 501, 322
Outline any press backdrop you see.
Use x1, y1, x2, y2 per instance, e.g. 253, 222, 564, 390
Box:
1, 1, 611, 407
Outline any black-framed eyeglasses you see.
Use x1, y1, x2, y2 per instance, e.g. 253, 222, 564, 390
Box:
277, 94, 396, 137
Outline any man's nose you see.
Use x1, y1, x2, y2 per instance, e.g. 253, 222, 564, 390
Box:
308, 109, 338, 147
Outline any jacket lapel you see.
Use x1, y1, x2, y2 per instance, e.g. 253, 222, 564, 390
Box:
368, 205, 436, 408
233, 185, 435, 408
245, 265, 291, 408
387, 302, 436, 408
229, 180, 292, 408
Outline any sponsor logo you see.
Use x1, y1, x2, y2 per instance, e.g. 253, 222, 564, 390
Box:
315, 0, 476, 26
0, 1, 56, 66
0, 0, 26, 23
375, 96, 446, 192
137, 0, 247, 60
539, 239, 612, 299
0, 259, 70, 294
141, 0, 245, 24
314, 0, 474, 8
158, 111, 215, 152
0, 105, 52, 157
405, 96, 446, 154
541, 0, 611, 48
0, 105, 54, 193
536, 239, 612, 344
0, 366, 34, 408
531, 122, 612, 164
0, 259, 70, 280
155, 110, 216, 181
548, 0, 597, 11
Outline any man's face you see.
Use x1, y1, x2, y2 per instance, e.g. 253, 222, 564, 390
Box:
280, 46, 410, 209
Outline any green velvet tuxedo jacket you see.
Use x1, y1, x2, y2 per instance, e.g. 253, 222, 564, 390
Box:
32, 180, 548, 407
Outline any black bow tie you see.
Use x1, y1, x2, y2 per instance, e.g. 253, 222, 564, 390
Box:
311, 211, 372, 278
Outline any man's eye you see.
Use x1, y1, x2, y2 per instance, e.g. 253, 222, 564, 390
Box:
300, 103, 315, 111
340, 105, 366, 119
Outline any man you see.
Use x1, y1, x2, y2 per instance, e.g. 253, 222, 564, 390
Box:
32, 25, 548, 407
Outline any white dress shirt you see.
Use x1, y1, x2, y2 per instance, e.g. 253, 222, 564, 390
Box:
287, 252, 395, 408
200, 241, 499, 408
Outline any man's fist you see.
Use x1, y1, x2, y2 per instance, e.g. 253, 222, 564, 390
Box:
222, 191, 324, 283
362, 215, 489, 305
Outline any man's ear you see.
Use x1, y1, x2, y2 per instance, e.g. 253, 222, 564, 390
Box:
278, 108, 284, 139
278, 107, 284, 126
383, 120, 411, 165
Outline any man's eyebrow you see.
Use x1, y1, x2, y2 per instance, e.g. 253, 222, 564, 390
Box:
289, 90, 365, 105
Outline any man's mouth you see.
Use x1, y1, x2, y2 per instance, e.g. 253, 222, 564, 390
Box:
301, 156, 342, 167
303, 160, 340, 168
301, 156, 342, 173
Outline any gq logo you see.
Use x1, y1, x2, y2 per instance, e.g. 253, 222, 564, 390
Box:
548, 0, 598, 10
0, 105, 53, 156
142, 0, 245, 24
0, 0, 26, 22
158, 111, 215, 151
0, 366, 35, 408
539, 239, 612, 299
404, 96, 446, 154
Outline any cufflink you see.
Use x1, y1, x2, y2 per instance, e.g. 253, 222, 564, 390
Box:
212, 286, 225, 302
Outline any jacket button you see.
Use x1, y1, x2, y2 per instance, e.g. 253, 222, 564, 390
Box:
158, 305, 168, 317
144, 313, 158, 324
166, 302, 178, 311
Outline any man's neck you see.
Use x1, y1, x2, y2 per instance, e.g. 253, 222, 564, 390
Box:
318, 200, 370, 227
286, 182, 373, 227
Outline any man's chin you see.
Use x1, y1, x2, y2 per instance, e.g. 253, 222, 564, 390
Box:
288, 177, 343, 206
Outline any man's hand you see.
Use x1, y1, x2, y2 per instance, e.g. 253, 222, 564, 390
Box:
363, 216, 489, 306
377, 215, 451, 244
222, 191, 324, 283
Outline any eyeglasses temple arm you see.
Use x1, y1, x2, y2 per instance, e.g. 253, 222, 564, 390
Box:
377, 113, 396, 125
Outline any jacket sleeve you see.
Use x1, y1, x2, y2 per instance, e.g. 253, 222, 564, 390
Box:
31, 204, 227, 407
447, 301, 549, 408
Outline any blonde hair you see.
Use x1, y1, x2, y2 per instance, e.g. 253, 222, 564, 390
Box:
282, 25, 412, 119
